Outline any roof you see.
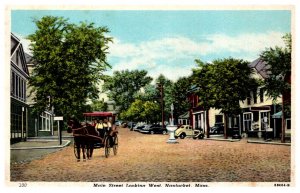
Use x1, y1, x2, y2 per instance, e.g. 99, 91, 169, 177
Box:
83, 112, 115, 117
25, 52, 35, 64
249, 58, 270, 79
11, 33, 29, 76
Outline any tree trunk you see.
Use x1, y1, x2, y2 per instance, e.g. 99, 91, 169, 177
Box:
206, 110, 210, 138
224, 113, 228, 139
281, 95, 286, 143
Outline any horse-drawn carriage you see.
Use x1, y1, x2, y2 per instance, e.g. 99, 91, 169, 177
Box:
67, 112, 118, 161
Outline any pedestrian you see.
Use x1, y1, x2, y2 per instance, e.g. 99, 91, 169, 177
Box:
263, 116, 268, 141
95, 119, 104, 138
91, 118, 97, 127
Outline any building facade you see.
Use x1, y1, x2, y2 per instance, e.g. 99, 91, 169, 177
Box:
25, 53, 54, 137
184, 58, 290, 140
10, 33, 30, 143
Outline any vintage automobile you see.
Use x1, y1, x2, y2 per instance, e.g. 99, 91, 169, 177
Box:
175, 125, 204, 139
209, 122, 224, 134
139, 124, 168, 135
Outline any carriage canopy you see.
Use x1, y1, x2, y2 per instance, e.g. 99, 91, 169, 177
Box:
83, 112, 114, 117
83, 112, 116, 123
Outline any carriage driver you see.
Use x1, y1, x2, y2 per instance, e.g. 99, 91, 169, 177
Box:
95, 119, 104, 138
103, 118, 112, 135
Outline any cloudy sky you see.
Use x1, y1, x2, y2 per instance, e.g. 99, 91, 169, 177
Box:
11, 10, 291, 82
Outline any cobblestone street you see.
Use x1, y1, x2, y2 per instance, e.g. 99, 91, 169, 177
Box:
10, 128, 291, 182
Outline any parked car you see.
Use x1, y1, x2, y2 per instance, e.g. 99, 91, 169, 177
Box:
115, 120, 123, 127
231, 127, 242, 139
133, 123, 146, 132
128, 122, 137, 130
209, 122, 224, 134
175, 125, 203, 139
139, 124, 168, 135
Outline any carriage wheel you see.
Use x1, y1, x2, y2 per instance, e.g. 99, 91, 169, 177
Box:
113, 135, 118, 156
73, 140, 79, 159
104, 137, 111, 158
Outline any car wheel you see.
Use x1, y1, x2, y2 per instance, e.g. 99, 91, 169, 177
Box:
162, 130, 167, 135
179, 133, 186, 139
198, 134, 204, 139
150, 131, 154, 135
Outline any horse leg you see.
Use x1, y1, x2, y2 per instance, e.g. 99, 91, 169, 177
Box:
76, 141, 81, 162
86, 143, 91, 160
82, 142, 86, 162
90, 143, 94, 159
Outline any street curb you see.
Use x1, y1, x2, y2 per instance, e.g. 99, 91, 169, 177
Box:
204, 138, 241, 142
10, 140, 71, 150
27, 136, 74, 140
247, 140, 291, 146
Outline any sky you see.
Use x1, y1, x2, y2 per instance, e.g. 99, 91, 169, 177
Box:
11, 9, 291, 82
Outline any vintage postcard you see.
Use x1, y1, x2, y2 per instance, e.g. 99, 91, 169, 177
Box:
3, 2, 297, 191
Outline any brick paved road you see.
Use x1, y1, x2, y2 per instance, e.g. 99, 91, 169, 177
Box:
10, 128, 291, 182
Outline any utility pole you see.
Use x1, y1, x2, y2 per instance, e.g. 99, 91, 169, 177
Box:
157, 83, 164, 129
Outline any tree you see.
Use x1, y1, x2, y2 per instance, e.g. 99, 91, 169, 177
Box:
192, 60, 218, 138
141, 101, 161, 123
121, 99, 160, 123
134, 84, 158, 102
103, 70, 152, 112
171, 76, 193, 124
155, 74, 174, 123
260, 33, 291, 143
28, 16, 112, 119
120, 99, 144, 122
193, 58, 257, 138
90, 99, 108, 112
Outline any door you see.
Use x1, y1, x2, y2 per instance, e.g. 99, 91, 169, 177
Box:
243, 113, 253, 132
260, 111, 270, 131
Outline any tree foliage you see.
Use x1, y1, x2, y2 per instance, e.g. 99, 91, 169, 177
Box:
192, 58, 258, 138
260, 33, 291, 143
211, 58, 257, 116
121, 99, 160, 123
90, 99, 108, 112
28, 16, 112, 119
260, 33, 291, 116
170, 76, 192, 121
103, 69, 152, 112
155, 74, 174, 118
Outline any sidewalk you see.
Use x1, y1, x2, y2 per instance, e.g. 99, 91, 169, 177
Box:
203, 134, 291, 146
204, 134, 241, 142
10, 139, 71, 150
247, 138, 291, 146
10, 137, 72, 164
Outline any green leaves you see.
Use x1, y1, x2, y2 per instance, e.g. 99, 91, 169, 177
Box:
103, 69, 153, 112
28, 16, 112, 119
121, 99, 160, 123
260, 33, 291, 101
193, 58, 257, 116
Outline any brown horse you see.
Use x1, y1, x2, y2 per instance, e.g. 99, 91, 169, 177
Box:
67, 118, 102, 161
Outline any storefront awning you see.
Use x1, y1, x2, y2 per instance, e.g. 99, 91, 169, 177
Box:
272, 111, 282, 119
250, 106, 271, 111
179, 112, 189, 119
